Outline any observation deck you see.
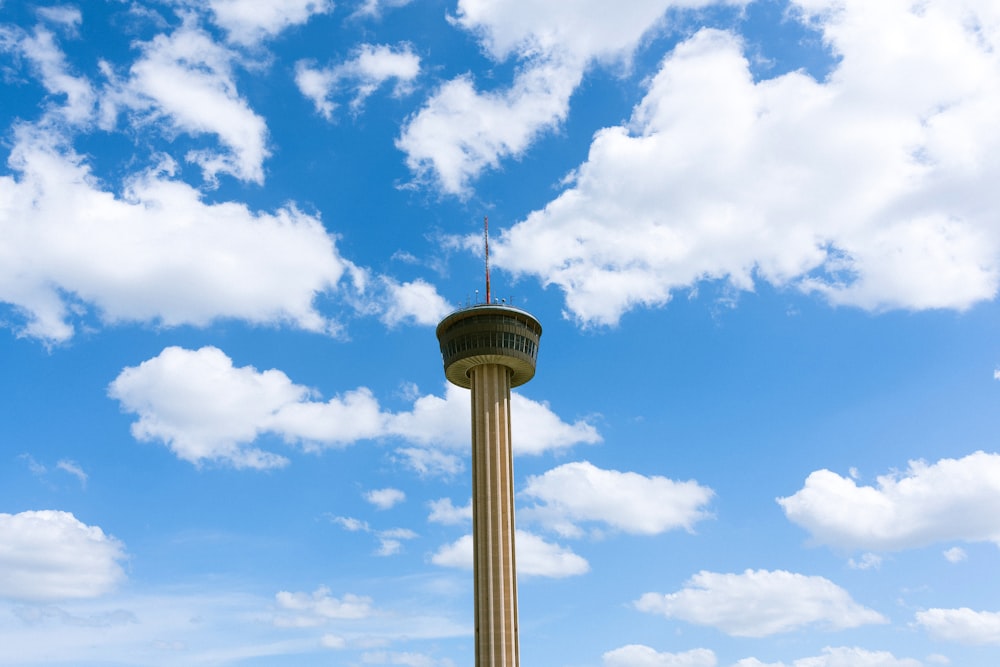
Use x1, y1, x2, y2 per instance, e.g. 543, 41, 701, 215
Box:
436, 303, 543, 389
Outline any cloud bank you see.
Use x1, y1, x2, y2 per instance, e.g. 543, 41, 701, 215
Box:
495, 1, 1000, 323
0, 511, 126, 601
636, 569, 886, 637
778, 451, 1000, 552
109, 346, 600, 468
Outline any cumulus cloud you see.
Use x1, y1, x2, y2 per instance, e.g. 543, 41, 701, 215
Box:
387, 383, 600, 464
399, 0, 742, 195
915, 607, 1000, 645
297, 43, 420, 119
431, 530, 588, 578
378, 278, 453, 327
520, 461, 713, 537
943, 547, 967, 563
115, 24, 270, 183
496, 1, 1000, 323
603, 645, 717, 667
0, 126, 354, 342
398, 57, 582, 196
365, 488, 406, 510
0, 511, 127, 601
109, 346, 378, 468
777, 451, 1000, 552
733, 647, 922, 667
635, 569, 886, 637
510, 394, 602, 454
274, 586, 374, 627
109, 346, 599, 468
427, 498, 471, 525
207, 0, 334, 45
450, 0, 739, 63
394, 447, 463, 477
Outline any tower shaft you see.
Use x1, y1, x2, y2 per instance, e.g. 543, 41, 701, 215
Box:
470, 363, 519, 667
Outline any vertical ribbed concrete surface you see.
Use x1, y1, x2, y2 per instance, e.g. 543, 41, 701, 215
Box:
470, 363, 519, 667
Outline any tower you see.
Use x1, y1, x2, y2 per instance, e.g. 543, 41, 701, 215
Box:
436, 220, 542, 667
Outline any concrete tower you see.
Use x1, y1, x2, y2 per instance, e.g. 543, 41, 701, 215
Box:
436, 220, 541, 667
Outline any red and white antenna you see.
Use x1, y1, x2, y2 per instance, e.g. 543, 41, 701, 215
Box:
484, 216, 491, 304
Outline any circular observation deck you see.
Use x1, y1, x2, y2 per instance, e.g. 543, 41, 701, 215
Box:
436, 304, 542, 389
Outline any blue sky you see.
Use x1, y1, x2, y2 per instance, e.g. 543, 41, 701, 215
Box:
1, 0, 1000, 665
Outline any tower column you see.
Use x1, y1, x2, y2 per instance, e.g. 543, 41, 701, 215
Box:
436, 302, 541, 667
470, 363, 519, 667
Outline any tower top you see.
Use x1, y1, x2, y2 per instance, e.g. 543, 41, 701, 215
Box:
436, 303, 542, 389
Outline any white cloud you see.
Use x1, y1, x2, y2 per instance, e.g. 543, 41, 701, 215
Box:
378, 278, 453, 327
55, 460, 87, 487
431, 530, 588, 578
0, 25, 94, 124
36, 6, 83, 29
496, 1, 1000, 323
329, 516, 416, 556
943, 547, 967, 563
110, 346, 330, 469
451, 0, 739, 63
635, 569, 886, 637
366, 488, 406, 510
777, 451, 1000, 552
847, 553, 882, 571
18, 454, 48, 477
394, 448, 463, 477
0, 127, 353, 342
397, 57, 582, 196
603, 645, 717, 667
296, 43, 420, 120
109, 347, 600, 468
388, 384, 600, 468
399, 0, 747, 195
274, 587, 374, 628
520, 461, 713, 537
385, 384, 469, 450
429, 534, 473, 571
501, 530, 591, 578
207, 0, 334, 45
332, 516, 371, 532
17, 456, 87, 487
0, 511, 127, 601
352, 0, 413, 19
375, 528, 419, 556
915, 607, 1000, 645
510, 394, 602, 454
734, 647, 922, 667
427, 498, 471, 525
118, 25, 270, 183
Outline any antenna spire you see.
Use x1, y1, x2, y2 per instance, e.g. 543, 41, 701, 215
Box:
484, 216, 491, 304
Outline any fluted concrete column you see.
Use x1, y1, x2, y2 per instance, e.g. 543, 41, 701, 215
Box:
469, 363, 519, 667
